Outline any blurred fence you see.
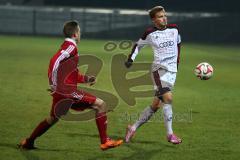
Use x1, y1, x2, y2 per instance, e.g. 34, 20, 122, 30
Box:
0, 5, 239, 43
0, 5, 150, 35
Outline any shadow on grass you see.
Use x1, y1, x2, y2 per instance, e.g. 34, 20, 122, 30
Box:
65, 132, 177, 148
0, 143, 78, 153
86, 142, 167, 160
0, 142, 18, 149
0, 142, 40, 160
123, 139, 180, 160
66, 132, 121, 140
0, 134, 177, 160
84, 137, 176, 160
0, 138, 177, 160
20, 150, 40, 160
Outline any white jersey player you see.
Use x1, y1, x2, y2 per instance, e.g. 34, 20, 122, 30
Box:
125, 6, 182, 144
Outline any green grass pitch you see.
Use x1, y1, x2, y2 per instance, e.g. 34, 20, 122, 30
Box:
0, 35, 240, 160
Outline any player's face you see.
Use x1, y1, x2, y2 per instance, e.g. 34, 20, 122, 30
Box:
75, 26, 81, 43
152, 10, 167, 28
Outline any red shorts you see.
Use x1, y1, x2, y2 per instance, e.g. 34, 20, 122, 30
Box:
50, 90, 96, 118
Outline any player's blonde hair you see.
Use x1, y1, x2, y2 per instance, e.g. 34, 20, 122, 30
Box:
148, 6, 165, 19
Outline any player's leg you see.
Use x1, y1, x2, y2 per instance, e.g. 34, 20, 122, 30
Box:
125, 97, 161, 143
132, 97, 161, 130
74, 91, 122, 150
125, 69, 165, 143
162, 91, 173, 135
161, 91, 182, 144
75, 93, 109, 145
18, 95, 61, 149
152, 68, 182, 144
91, 98, 123, 150
18, 116, 58, 149
92, 98, 108, 144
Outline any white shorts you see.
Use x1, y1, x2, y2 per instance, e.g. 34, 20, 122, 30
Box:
151, 68, 177, 92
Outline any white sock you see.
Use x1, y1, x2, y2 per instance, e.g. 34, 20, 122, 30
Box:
163, 103, 173, 135
132, 106, 155, 131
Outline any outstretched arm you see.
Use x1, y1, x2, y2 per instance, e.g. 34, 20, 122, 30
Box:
125, 38, 148, 68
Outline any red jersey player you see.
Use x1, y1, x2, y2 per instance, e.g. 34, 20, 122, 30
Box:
18, 20, 123, 151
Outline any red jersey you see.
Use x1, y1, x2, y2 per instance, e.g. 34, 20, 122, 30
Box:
48, 38, 86, 95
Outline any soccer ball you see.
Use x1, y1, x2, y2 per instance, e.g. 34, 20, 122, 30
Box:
194, 62, 213, 80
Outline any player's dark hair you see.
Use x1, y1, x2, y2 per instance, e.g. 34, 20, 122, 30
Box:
63, 20, 80, 38
148, 6, 165, 19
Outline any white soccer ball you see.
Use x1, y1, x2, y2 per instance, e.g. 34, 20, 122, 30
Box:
194, 62, 213, 80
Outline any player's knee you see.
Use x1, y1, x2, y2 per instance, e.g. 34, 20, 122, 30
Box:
100, 101, 107, 111
162, 93, 173, 104
156, 87, 171, 101
96, 98, 106, 107
94, 98, 107, 112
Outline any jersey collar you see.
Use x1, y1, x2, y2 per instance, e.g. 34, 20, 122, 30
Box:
154, 26, 167, 31
65, 38, 77, 46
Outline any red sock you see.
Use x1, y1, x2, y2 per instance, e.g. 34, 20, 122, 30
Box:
28, 119, 54, 142
95, 112, 108, 144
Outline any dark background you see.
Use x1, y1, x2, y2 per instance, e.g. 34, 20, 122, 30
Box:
0, 0, 239, 43
44, 0, 239, 13
1, 0, 239, 13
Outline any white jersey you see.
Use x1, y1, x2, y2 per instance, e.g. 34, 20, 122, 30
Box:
129, 24, 181, 72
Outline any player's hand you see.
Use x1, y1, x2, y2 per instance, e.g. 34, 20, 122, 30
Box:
125, 59, 133, 68
88, 76, 96, 86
